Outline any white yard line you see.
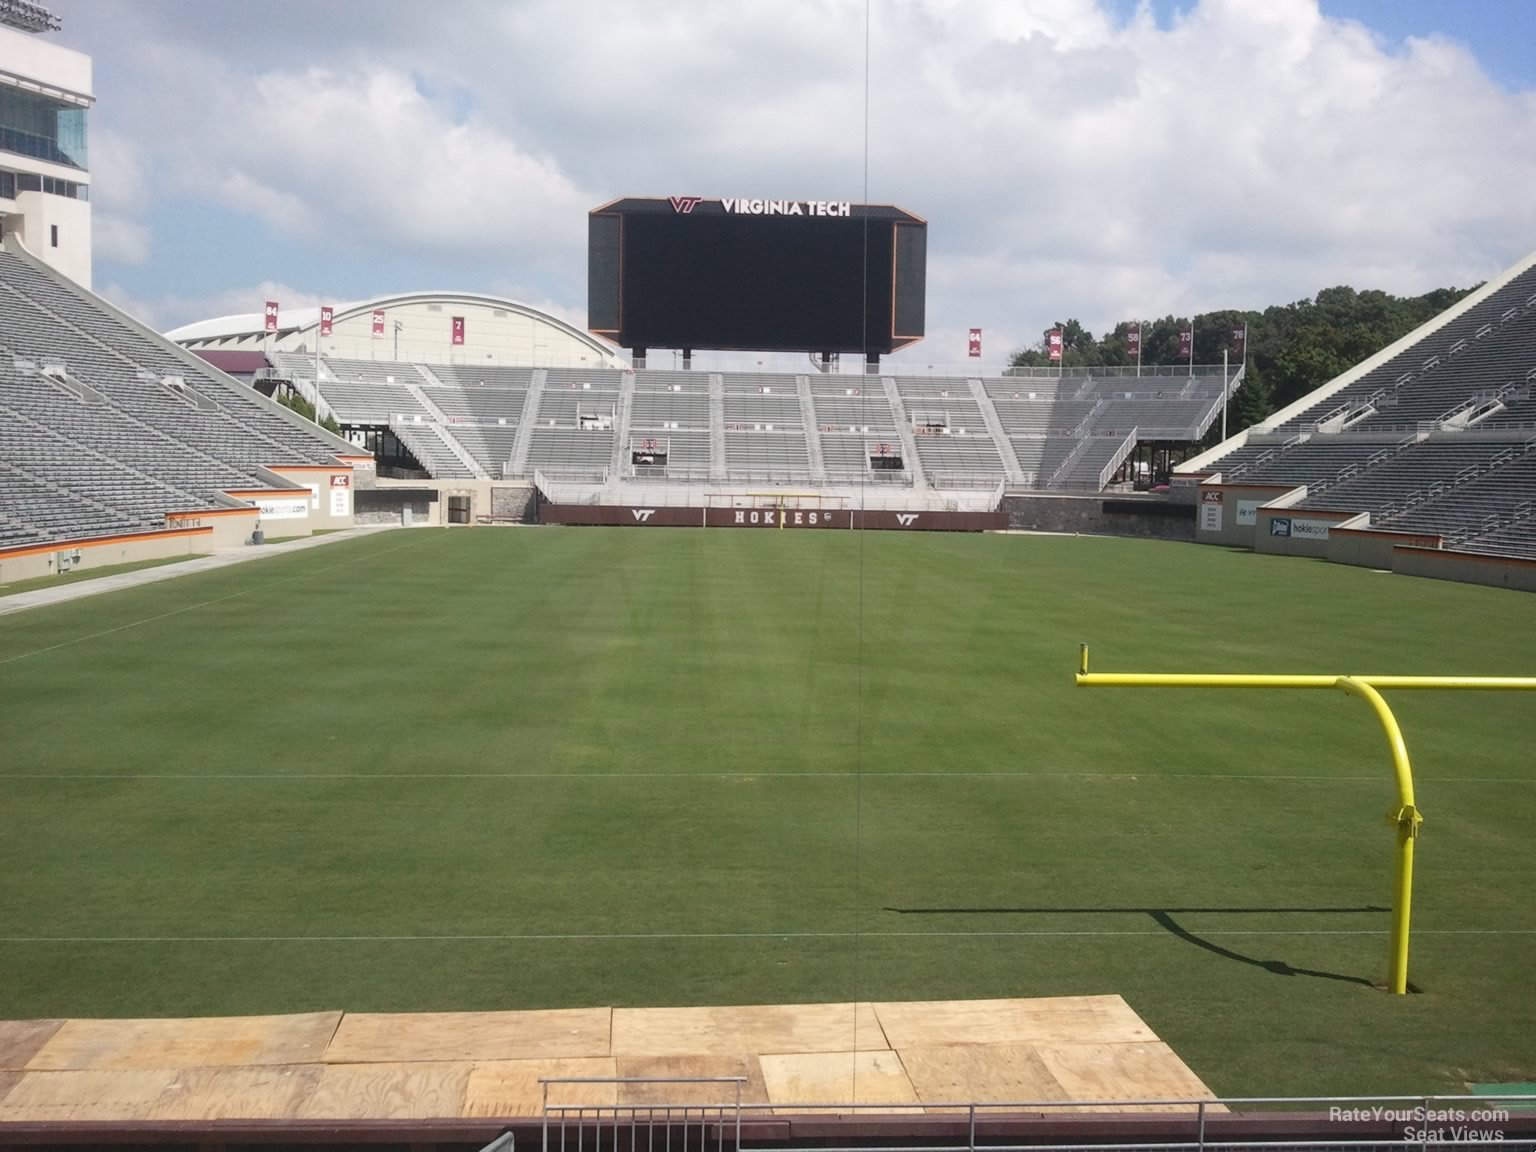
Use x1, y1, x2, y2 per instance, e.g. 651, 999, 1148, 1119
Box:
0, 928, 1529, 944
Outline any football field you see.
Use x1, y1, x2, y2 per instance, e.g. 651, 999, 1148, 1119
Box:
1, 527, 1533, 1097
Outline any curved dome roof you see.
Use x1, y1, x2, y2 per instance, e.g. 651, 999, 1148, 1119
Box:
166, 290, 621, 364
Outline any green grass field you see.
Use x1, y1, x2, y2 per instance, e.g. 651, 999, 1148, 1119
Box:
1, 527, 1533, 1097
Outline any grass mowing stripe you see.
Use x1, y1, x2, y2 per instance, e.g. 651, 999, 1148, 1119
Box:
3, 772, 1532, 782
4, 929, 1533, 942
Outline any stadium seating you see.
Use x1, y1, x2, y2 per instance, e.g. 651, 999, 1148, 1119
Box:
1189, 259, 1536, 558
254, 346, 1230, 493
0, 243, 359, 549
1376, 445, 1536, 544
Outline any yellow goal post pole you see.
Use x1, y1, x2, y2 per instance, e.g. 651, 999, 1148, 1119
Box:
1074, 643, 1536, 995
740, 491, 840, 530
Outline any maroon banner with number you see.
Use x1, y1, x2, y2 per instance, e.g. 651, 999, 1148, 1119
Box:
1047, 329, 1063, 362
1177, 325, 1192, 360
319, 306, 333, 337
1232, 324, 1246, 360
968, 328, 981, 358
263, 300, 279, 333
1126, 326, 1141, 357
371, 309, 385, 337
451, 316, 465, 346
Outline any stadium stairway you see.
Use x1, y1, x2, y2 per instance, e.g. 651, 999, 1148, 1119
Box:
508, 369, 546, 476
708, 373, 727, 481
970, 376, 1026, 483
608, 370, 637, 479
881, 376, 930, 491
403, 368, 487, 479
796, 375, 828, 484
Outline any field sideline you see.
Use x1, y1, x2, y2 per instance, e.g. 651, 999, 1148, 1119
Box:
1, 527, 1533, 1097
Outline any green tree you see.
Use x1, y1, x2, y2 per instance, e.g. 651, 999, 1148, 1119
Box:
276, 389, 342, 435
1008, 281, 1478, 407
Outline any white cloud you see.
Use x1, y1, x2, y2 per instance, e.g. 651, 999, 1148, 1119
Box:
98, 280, 325, 333
88, 128, 151, 264
65, 0, 1536, 368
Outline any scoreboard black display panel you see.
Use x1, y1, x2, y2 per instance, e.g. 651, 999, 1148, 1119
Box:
588, 196, 926, 356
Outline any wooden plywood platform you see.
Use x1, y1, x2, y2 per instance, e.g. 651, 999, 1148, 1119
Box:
0, 996, 1219, 1122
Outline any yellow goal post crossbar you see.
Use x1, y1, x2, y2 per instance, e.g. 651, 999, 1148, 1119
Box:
1073, 644, 1536, 995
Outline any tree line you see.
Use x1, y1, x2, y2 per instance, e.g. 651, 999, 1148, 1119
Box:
1009, 283, 1477, 436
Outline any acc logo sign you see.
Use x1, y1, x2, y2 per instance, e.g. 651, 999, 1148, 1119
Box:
896, 513, 919, 526
669, 196, 704, 214
1269, 518, 1292, 537
632, 509, 656, 522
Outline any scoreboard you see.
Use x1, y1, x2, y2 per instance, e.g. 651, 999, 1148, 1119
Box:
588, 196, 926, 360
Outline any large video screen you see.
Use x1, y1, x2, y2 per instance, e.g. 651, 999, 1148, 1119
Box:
589, 199, 925, 356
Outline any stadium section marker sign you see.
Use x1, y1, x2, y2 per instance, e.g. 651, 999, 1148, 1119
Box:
1074, 644, 1536, 995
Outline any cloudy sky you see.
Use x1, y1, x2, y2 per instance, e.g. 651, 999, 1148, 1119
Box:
46, 0, 1536, 369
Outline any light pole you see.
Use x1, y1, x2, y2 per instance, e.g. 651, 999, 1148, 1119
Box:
393, 320, 402, 361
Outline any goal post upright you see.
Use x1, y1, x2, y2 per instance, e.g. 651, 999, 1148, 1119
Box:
734, 490, 843, 529
1074, 643, 1536, 995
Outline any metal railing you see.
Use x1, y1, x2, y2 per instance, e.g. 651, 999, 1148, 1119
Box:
542, 1078, 744, 1152
1098, 427, 1141, 490
537, 1089, 1535, 1152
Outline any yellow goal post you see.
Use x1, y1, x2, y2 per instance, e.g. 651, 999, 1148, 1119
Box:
1073, 644, 1536, 995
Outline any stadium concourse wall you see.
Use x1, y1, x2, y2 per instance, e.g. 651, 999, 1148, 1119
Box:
538, 503, 1005, 531
356, 477, 537, 526
1002, 493, 1196, 539
1189, 480, 1536, 592
0, 459, 372, 584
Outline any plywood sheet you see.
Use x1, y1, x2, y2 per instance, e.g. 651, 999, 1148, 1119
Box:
1033, 1041, 1221, 1112
614, 1055, 770, 1105
325, 1008, 611, 1063
146, 1064, 322, 1121
0, 1020, 63, 1070
0, 1069, 183, 1121
898, 1042, 1068, 1109
874, 996, 1153, 1049
464, 1056, 617, 1117
611, 1003, 886, 1057
26, 1012, 341, 1071
297, 1061, 472, 1119
759, 1050, 920, 1114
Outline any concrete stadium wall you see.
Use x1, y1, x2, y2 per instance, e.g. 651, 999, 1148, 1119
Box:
364, 478, 535, 526
1252, 508, 1368, 559
1192, 484, 1303, 549
1003, 494, 1195, 540
540, 505, 1006, 531
0, 526, 215, 584
489, 486, 536, 523
265, 466, 360, 534
354, 488, 438, 526
1327, 527, 1444, 570
1392, 545, 1536, 592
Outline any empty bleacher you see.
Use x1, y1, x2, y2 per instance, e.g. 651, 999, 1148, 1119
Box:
1377, 447, 1536, 542
1189, 254, 1536, 558
0, 244, 358, 549
1295, 440, 1522, 515
724, 431, 811, 478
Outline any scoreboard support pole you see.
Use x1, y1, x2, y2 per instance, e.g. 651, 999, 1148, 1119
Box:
1073, 643, 1536, 995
